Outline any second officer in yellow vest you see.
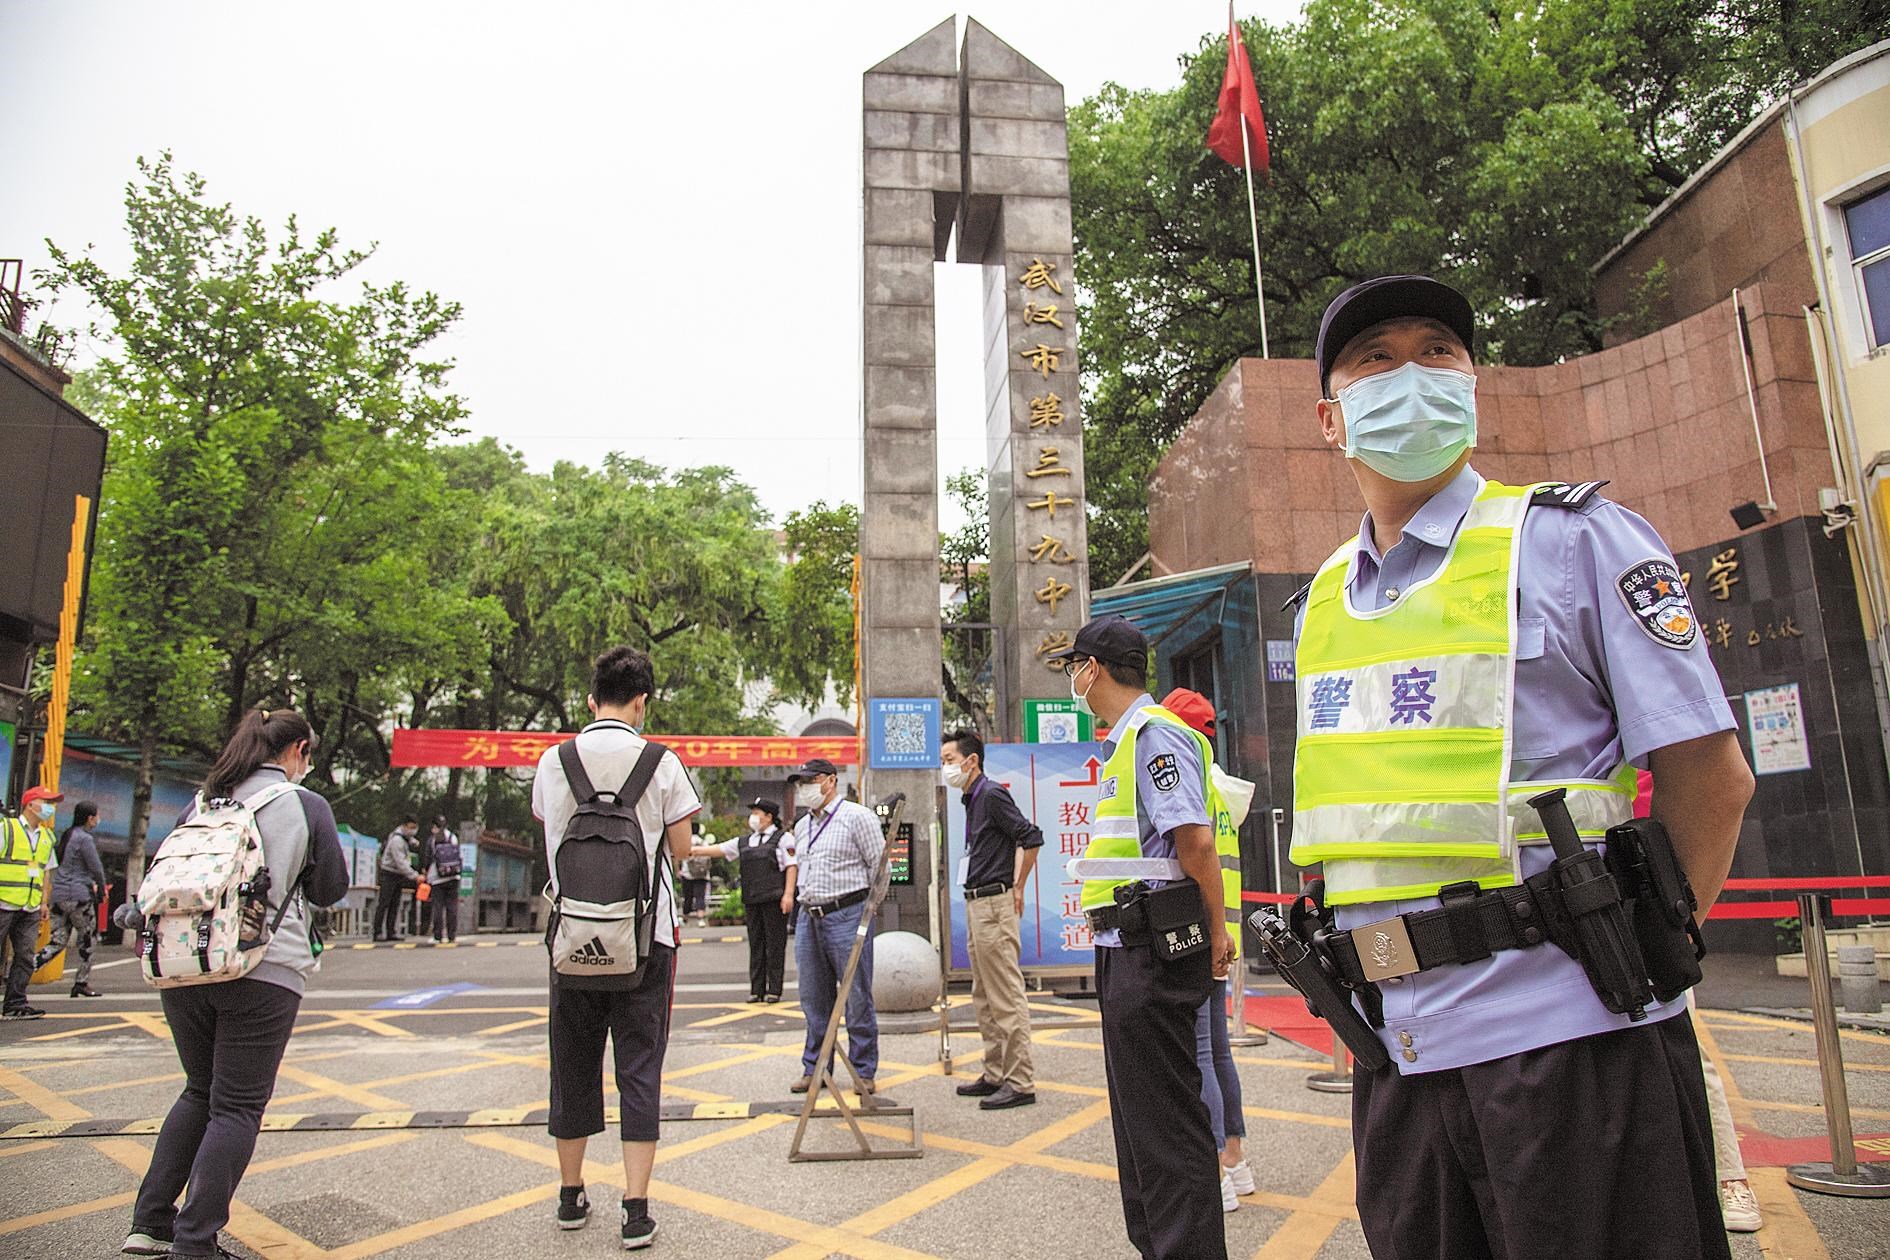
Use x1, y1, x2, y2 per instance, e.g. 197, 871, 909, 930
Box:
1051, 616, 1235, 1260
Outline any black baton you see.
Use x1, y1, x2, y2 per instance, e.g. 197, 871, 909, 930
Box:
1528, 788, 1652, 1020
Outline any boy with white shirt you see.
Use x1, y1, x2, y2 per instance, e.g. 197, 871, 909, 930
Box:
531, 646, 699, 1251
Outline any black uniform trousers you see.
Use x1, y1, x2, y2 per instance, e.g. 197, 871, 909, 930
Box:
1097, 942, 1226, 1260
742, 898, 787, 998
1353, 1010, 1731, 1260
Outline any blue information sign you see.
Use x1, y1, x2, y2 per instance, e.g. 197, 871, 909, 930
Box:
866, 697, 942, 769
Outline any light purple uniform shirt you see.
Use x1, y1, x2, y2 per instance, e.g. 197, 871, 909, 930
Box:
1294, 464, 1735, 1072
1093, 693, 1212, 949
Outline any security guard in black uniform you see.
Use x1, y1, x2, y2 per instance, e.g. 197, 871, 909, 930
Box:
692, 798, 796, 1003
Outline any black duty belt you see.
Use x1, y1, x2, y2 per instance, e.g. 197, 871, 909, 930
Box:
1327, 879, 1565, 986
964, 881, 1012, 901
803, 888, 868, 919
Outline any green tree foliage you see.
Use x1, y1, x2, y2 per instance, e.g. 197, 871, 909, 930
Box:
770, 501, 860, 712
940, 469, 994, 731
45, 157, 858, 859
46, 155, 478, 884
1070, 0, 1888, 582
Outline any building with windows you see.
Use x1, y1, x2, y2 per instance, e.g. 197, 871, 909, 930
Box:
1110, 41, 1890, 951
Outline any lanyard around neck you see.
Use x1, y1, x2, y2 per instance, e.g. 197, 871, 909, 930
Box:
803, 806, 840, 852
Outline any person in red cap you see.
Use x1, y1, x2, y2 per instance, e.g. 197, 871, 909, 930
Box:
0, 785, 63, 1018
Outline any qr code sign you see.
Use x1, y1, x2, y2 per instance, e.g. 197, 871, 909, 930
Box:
883, 711, 927, 756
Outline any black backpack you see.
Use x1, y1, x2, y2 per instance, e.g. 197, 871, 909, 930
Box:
432, 838, 462, 879
544, 740, 669, 989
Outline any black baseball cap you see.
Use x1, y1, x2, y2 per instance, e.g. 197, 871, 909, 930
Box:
749, 797, 782, 819
788, 758, 839, 781
1044, 614, 1149, 670
1315, 275, 1476, 396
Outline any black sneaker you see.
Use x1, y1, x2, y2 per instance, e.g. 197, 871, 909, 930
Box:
121, 1229, 173, 1255
556, 1186, 590, 1230
621, 1199, 657, 1250
761, 994, 781, 1004
2, 1005, 44, 1020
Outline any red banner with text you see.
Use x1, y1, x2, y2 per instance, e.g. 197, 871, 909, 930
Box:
390, 729, 861, 770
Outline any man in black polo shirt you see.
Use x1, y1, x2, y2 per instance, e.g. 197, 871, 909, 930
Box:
942, 729, 1042, 1110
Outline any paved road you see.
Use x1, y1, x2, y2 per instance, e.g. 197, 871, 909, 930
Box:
0, 933, 1883, 1258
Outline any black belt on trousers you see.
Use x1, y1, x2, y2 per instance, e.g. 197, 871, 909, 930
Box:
1326, 879, 1564, 985
964, 881, 1012, 901
803, 888, 868, 918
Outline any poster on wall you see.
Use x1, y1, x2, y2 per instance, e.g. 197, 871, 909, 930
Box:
944, 741, 1103, 972
866, 697, 941, 769
1023, 698, 1093, 743
1744, 683, 1812, 775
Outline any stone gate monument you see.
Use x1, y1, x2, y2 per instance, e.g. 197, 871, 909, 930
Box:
862, 17, 1088, 929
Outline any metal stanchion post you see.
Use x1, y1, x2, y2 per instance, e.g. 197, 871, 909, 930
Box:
1786, 893, 1890, 1196
1306, 1039, 1353, 1093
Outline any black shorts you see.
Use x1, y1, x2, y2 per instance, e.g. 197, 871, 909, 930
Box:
548, 944, 676, 1142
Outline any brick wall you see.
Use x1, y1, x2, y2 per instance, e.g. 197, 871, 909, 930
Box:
1148, 282, 1832, 574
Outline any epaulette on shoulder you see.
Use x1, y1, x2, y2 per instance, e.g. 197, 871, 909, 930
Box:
1281, 579, 1313, 614
1530, 480, 1611, 512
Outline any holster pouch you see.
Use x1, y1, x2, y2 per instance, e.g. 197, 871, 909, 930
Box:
1116, 880, 1209, 962
1604, 817, 1705, 1002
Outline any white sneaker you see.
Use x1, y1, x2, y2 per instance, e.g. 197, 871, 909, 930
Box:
1720, 1179, 1762, 1232
1225, 1159, 1256, 1196
1220, 1168, 1239, 1213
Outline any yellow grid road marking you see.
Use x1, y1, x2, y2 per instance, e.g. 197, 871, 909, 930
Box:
0, 1139, 52, 1160
0, 1062, 90, 1121
474, 1015, 546, 1036
1695, 1017, 1832, 1260
689, 1004, 801, 1029
294, 1010, 419, 1038
274, 1064, 408, 1111
1700, 1008, 1890, 1052
1252, 1151, 1356, 1259
1722, 1052, 1890, 1074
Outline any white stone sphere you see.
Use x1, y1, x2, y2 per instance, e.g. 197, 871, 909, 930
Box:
872, 930, 942, 1012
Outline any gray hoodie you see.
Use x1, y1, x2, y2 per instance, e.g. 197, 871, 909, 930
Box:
51, 825, 105, 905
162, 766, 349, 995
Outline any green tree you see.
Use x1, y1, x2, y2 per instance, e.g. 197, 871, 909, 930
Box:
940, 469, 994, 730
1070, 0, 1888, 582
46, 155, 475, 887
770, 501, 860, 711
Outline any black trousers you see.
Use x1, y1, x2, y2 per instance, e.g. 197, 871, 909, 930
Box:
1353, 1011, 1732, 1260
135, 978, 301, 1254
0, 906, 39, 1010
373, 873, 407, 939
1096, 943, 1225, 1260
548, 944, 676, 1142
430, 885, 459, 941
743, 898, 787, 997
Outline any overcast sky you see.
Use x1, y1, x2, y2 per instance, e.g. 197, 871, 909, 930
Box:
2, 2, 1300, 532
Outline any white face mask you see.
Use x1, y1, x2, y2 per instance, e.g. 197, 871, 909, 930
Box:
1070, 662, 1096, 717
795, 782, 824, 808
33, 802, 53, 823
748, 814, 764, 832
1336, 361, 1478, 483
942, 763, 968, 791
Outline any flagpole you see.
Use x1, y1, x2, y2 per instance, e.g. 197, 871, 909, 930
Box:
1238, 118, 1270, 360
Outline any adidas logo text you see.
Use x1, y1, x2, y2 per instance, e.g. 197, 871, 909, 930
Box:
569, 937, 616, 967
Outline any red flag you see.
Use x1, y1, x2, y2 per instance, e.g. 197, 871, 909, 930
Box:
1205, 6, 1269, 173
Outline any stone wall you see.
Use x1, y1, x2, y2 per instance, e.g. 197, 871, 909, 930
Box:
1592, 117, 1817, 342
1148, 283, 1834, 575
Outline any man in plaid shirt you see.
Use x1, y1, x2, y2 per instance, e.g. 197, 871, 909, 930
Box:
784, 758, 885, 1096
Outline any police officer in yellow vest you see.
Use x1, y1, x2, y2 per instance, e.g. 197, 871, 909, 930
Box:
0, 786, 62, 1020
1292, 276, 1752, 1260
1051, 616, 1236, 1260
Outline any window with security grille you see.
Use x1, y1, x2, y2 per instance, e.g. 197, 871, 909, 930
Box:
1844, 184, 1890, 351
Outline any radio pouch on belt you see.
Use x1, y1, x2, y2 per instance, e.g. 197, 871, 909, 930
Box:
1113, 880, 1210, 962
1604, 816, 1706, 1002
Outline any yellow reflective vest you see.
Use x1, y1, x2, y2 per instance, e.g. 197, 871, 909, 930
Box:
0, 815, 55, 911
1291, 479, 1636, 906
1081, 705, 1243, 951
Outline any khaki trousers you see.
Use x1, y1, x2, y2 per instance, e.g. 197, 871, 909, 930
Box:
966, 892, 1033, 1089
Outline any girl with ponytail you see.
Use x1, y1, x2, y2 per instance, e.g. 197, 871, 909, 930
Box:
123, 708, 350, 1259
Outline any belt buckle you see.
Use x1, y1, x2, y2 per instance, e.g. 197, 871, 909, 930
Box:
1349, 915, 1419, 981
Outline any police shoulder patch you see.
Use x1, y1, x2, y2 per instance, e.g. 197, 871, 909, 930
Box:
1616, 557, 1698, 649
1146, 753, 1181, 793
1531, 480, 1611, 512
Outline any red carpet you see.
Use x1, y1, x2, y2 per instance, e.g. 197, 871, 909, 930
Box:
1246, 994, 1335, 1056
1735, 1128, 1890, 1167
